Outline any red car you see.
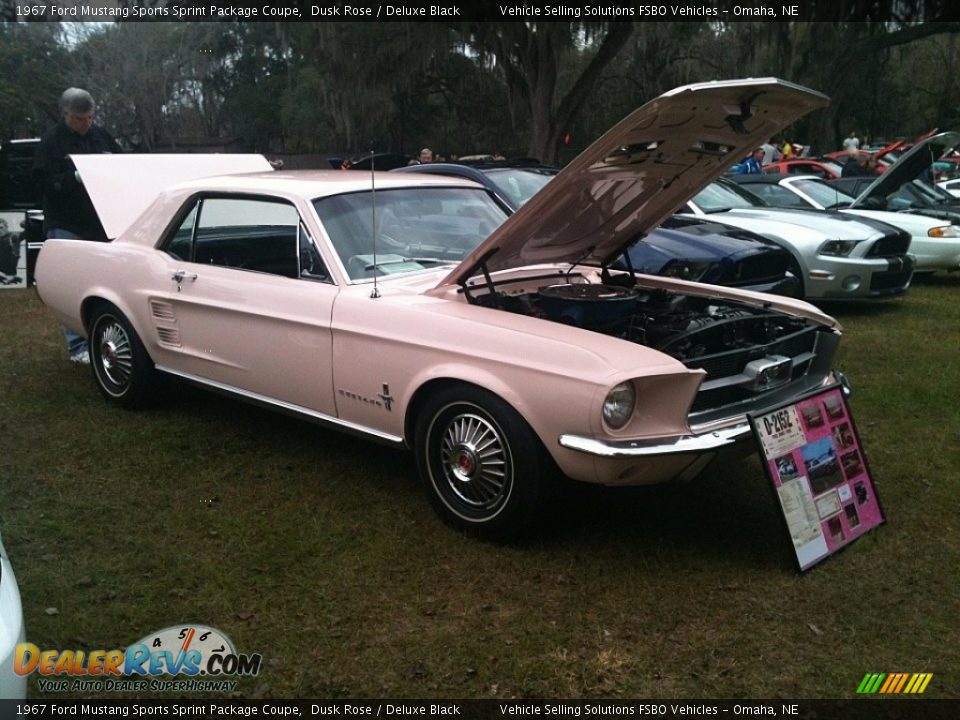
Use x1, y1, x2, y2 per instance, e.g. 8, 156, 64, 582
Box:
764, 158, 843, 179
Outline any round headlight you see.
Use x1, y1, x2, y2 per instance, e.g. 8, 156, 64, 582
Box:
602, 382, 636, 429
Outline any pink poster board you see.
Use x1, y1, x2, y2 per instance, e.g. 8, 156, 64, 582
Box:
750, 385, 886, 572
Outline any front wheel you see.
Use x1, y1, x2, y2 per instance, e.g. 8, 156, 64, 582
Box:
786, 256, 806, 298
89, 306, 157, 408
415, 386, 550, 540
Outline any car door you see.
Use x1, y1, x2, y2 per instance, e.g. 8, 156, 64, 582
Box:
151, 194, 338, 417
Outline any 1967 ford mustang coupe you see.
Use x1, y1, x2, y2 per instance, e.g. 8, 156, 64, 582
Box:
36, 79, 847, 538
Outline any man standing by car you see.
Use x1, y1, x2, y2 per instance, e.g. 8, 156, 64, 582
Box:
842, 131, 860, 151
742, 147, 764, 174
34, 87, 121, 364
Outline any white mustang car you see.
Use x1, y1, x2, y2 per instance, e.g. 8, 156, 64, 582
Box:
731, 172, 960, 273
679, 179, 914, 300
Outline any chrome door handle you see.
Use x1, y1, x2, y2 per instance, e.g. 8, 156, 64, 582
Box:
171, 270, 198, 291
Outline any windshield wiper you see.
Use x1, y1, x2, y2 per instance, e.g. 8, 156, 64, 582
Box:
364, 257, 452, 270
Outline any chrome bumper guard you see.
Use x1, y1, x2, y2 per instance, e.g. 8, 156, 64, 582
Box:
559, 370, 853, 459
559, 424, 753, 458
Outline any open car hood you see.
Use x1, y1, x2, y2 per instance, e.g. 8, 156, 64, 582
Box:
435, 78, 828, 289
872, 139, 905, 163
71, 153, 274, 239
850, 131, 960, 208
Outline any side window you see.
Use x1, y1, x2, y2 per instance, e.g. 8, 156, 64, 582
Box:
163, 196, 334, 282
756, 184, 805, 208
193, 197, 301, 278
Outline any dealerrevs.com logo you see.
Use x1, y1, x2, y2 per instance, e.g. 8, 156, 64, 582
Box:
15, 625, 261, 693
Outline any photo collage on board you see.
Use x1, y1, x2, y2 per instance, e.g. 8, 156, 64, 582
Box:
753, 385, 885, 569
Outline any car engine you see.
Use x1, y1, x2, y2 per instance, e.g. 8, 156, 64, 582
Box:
478, 282, 825, 414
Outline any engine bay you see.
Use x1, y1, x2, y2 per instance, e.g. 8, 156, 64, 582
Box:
475, 280, 816, 380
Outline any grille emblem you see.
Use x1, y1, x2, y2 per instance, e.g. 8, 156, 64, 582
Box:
744, 355, 792, 391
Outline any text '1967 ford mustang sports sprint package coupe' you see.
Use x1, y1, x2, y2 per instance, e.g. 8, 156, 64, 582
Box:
37, 79, 851, 539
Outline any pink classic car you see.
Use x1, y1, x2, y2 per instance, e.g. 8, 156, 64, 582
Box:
36, 79, 846, 539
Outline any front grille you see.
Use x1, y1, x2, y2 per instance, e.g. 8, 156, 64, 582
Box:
686, 324, 820, 414
870, 269, 912, 292
723, 252, 789, 287
688, 325, 817, 381
866, 232, 910, 257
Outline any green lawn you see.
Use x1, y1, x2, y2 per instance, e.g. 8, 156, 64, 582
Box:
0, 277, 957, 699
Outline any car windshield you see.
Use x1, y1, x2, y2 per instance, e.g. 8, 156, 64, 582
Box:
692, 181, 765, 212
884, 178, 955, 209
485, 167, 556, 207
313, 187, 508, 281
792, 178, 858, 207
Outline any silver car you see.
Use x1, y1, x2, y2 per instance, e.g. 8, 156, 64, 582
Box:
730, 173, 960, 273
680, 179, 914, 300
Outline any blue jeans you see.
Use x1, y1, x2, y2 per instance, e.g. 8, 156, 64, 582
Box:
47, 228, 88, 357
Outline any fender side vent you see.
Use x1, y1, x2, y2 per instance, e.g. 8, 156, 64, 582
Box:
150, 300, 176, 322
156, 327, 181, 347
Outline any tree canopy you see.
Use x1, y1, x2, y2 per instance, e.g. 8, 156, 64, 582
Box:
2, 20, 959, 162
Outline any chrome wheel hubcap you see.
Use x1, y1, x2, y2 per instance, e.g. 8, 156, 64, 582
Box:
98, 321, 133, 388
440, 412, 510, 510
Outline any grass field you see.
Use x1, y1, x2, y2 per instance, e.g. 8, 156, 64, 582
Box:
0, 277, 958, 700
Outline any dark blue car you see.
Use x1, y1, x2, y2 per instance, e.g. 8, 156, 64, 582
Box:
394, 162, 799, 296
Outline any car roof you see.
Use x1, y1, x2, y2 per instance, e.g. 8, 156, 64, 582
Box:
172, 169, 481, 198
72, 154, 484, 239
730, 173, 789, 184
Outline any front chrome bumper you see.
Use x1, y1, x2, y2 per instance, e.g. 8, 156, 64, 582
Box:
559, 423, 752, 458
559, 371, 852, 460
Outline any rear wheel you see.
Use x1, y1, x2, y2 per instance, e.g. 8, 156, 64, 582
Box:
415, 386, 549, 540
89, 306, 157, 408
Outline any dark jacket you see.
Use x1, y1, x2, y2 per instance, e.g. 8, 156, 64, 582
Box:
841, 157, 872, 178
33, 120, 122, 240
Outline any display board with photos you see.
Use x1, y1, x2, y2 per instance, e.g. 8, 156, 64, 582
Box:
750, 385, 885, 572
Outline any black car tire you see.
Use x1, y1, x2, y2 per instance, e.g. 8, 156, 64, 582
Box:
415, 386, 549, 540
786, 256, 806, 298
89, 305, 157, 408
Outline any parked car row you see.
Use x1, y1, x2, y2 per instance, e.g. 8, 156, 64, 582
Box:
394, 162, 801, 296
400, 131, 960, 303
731, 171, 960, 274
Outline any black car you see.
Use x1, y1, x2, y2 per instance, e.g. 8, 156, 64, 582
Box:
331, 152, 413, 171
395, 161, 800, 296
